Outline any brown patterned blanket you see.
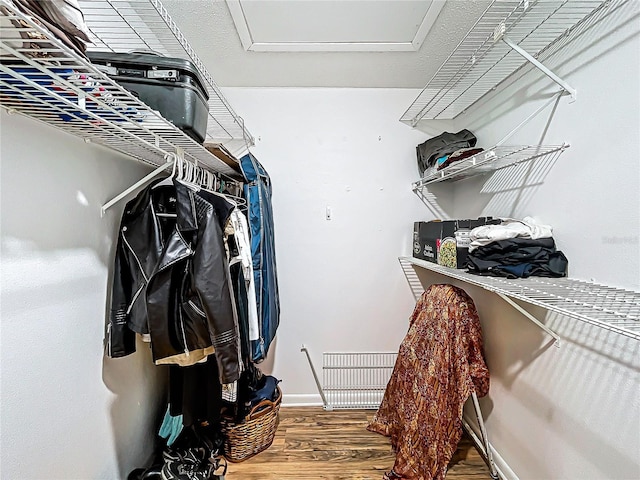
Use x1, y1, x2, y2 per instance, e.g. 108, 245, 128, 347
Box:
368, 284, 490, 479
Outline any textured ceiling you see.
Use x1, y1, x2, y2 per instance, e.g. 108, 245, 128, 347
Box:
161, 0, 492, 88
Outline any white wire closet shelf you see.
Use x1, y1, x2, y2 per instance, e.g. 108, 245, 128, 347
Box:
0, 1, 246, 176
401, 0, 608, 124
413, 143, 567, 188
400, 256, 640, 342
78, 0, 254, 154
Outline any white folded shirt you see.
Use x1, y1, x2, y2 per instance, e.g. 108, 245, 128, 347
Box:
469, 216, 553, 252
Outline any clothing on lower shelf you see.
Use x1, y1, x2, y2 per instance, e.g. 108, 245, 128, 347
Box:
467, 237, 568, 278
469, 216, 553, 252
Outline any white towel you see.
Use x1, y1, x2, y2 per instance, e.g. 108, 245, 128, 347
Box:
469, 217, 553, 252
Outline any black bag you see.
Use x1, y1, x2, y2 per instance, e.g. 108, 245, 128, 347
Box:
416, 129, 477, 176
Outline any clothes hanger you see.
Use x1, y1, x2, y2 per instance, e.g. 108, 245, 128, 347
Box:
151, 155, 180, 218
152, 153, 179, 190
223, 194, 247, 209
175, 157, 201, 192
198, 169, 220, 194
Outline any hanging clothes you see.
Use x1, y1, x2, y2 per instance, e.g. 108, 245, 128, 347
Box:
240, 153, 281, 362
108, 178, 241, 385
368, 284, 490, 480
168, 354, 223, 428
229, 208, 260, 343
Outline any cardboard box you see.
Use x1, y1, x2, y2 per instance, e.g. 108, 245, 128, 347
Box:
413, 217, 500, 269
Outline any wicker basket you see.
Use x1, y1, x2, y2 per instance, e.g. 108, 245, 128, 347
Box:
221, 386, 282, 462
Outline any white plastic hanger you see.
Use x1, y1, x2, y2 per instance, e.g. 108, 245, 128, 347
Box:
101, 153, 177, 215
152, 153, 179, 189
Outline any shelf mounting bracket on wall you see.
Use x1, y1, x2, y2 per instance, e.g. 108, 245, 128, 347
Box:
495, 23, 577, 102
496, 293, 561, 347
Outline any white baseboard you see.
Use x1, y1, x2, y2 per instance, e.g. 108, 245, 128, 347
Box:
281, 393, 324, 407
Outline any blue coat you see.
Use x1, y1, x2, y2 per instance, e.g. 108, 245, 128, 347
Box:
240, 153, 280, 362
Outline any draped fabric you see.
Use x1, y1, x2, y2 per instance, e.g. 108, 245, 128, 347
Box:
367, 284, 490, 480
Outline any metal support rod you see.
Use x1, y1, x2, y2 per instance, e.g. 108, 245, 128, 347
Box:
502, 35, 577, 101
470, 391, 499, 480
101, 159, 174, 216
300, 344, 331, 410
495, 90, 564, 146
497, 293, 561, 347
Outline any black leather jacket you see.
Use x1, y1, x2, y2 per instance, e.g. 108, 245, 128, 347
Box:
108, 179, 240, 384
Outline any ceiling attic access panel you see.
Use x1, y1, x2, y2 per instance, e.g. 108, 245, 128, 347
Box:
226, 0, 446, 52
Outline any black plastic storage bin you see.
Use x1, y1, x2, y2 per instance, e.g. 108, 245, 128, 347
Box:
87, 51, 209, 143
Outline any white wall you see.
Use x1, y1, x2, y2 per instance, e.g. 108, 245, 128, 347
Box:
223, 88, 430, 404
2, 6, 637, 478
0, 111, 166, 479
415, 2, 640, 479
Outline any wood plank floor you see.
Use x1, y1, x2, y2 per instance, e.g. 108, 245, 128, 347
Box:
225, 407, 491, 479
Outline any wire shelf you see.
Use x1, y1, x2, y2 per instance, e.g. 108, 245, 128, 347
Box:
78, 0, 254, 150
0, 1, 237, 176
401, 0, 608, 123
400, 256, 640, 341
413, 143, 568, 188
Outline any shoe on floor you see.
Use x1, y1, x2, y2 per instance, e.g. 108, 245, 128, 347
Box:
161, 448, 213, 480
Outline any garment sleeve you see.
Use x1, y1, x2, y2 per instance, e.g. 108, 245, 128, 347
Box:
192, 215, 241, 385
232, 210, 260, 342
107, 233, 136, 357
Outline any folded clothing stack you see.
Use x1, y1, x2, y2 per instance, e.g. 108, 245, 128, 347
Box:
416, 129, 478, 177
466, 217, 568, 279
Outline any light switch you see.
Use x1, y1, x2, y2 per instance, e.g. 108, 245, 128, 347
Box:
326, 206, 332, 220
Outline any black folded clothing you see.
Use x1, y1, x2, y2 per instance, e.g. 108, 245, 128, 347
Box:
416, 129, 477, 176
467, 237, 568, 279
